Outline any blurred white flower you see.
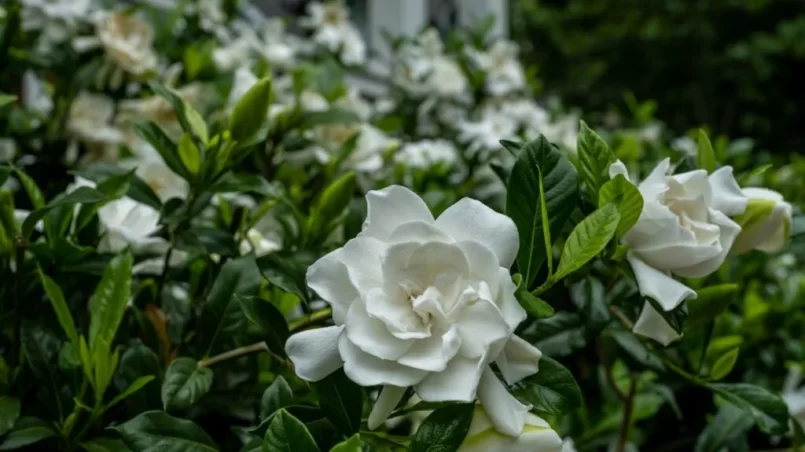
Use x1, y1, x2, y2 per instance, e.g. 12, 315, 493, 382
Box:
395, 139, 458, 169
539, 114, 580, 151
67, 92, 122, 146
309, 123, 397, 172
214, 18, 298, 71
458, 107, 518, 155
239, 229, 282, 257
96, 12, 158, 76
286, 186, 543, 437
227, 67, 259, 107
672, 136, 697, 157
458, 405, 563, 452
123, 152, 188, 202
302, 1, 366, 65
467, 40, 527, 97
609, 159, 748, 345
732, 187, 792, 255
783, 366, 805, 432
20, 0, 93, 49
0, 139, 16, 163
118, 83, 205, 141
21, 71, 54, 120
394, 29, 468, 98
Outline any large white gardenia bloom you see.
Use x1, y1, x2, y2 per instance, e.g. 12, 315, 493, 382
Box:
610, 159, 748, 345
458, 405, 563, 452
783, 366, 805, 432
96, 12, 158, 76
467, 40, 527, 97
395, 139, 458, 169
731, 187, 792, 255
302, 1, 366, 65
286, 186, 544, 437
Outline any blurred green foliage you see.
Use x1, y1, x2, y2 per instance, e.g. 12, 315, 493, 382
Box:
511, 0, 805, 154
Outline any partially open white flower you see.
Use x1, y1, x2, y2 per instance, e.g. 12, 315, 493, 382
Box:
610, 159, 748, 345
96, 12, 158, 76
286, 186, 543, 437
457, 405, 563, 452
467, 40, 527, 97
731, 187, 792, 255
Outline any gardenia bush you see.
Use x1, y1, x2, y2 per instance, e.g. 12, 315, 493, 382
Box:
0, 1, 803, 451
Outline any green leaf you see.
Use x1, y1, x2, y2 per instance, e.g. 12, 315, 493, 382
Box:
521, 312, 586, 357
553, 203, 620, 281
148, 82, 194, 136
237, 295, 290, 359
106, 376, 156, 412
598, 173, 643, 238
297, 108, 360, 129
0, 397, 20, 436
569, 277, 610, 327
211, 173, 279, 197
739, 163, 772, 185
184, 101, 209, 143
330, 434, 361, 452
314, 172, 356, 229
0, 94, 17, 108
229, 78, 272, 142
114, 410, 218, 451
507, 135, 579, 286
709, 347, 739, 381
577, 121, 615, 197
708, 383, 790, 435
263, 409, 319, 452
608, 329, 666, 372
80, 438, 133, 452
161, 358, 213, 412
697, 129, 717, 173
685, 284, 738, 331
197, 255, 261, 355
133, 121, 190, 181
0, 417, 57, 450
312, 369, 363, 436
178, 133, 201, 175
516, 291, 555, 319
38, 270, 78, 346
89, 252, 134, 352
257, 253, 310, 300
260, 376, 293, 420
509, 356, 584, 416
22, 187, 107, 238
537, 168, 553, 276
409, 403, 474, 452
73, 164, 162, 210
0, 167, 11, 187
693, 403, 754, 452
13, 167, 45, 209
20, 326, 63, 417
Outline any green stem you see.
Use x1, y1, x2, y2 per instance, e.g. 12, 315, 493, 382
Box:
198, 341, 271, 368
288, 308, 333, 333
615, 375, 637, 452
11, 233, 26, 367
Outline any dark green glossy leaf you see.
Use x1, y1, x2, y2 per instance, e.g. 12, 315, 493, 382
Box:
0, 417, 57, 450
89, 252, 134, 352
409, 403, 474, 452
80, 438, 133, 452
708, 383, 790, 435
510, 356, 583, 416
312, 369, 363, 436
114, 410, 218, 451
260, 376, 293, 420
22, 187, 106, 238
577, 121, 615, 197
237, 296, 289, 359
0, 396, 20, 436
263, 409, 319, 452
694, 403, 754, 452
161, 358, 213, 412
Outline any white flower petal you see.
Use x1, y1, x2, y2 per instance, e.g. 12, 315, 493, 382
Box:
672, 210, 741, 278
435, 198, 519, 268
340, 236, 386, 293
345, 299, 413, 360
632, 301, 682, 346
495, 268, 528, 330
368, 385, 407, 430
627, 252, 696, 311
637, 158, 671, 200
477, 367, 529, 437
363, 185, 434, 240
708, 166, 748, 216
285, 326, 345, 382
456, 298, 512, 359
608, 160, 630, 181
388, 220, 453, 244
496, 335, 542, 386
459, 240, 502, 295
397, 326, 462, 372
460, 406, 564, 452
415, 355, 486, 402
307, 248, 358, 324
339, 334, 428, 387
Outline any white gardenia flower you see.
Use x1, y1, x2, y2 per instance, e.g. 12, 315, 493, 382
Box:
239, 228, 282, 257
731, 187, 792, 255
21, 71, 54, 120
467, 40, 527, 97
0, 138, 16, 163
458, 405, 563, 452
309, 123, 398, 172
395, 139, 458, 169
783, 366, 805, 432
302, 1, 366, 65
20, 0, 93, 49
67, 92, 122, 145
286, 186, 544, 437
610, 159, 748, 345
458, 107, 518, 155
96, 12, 158, 76
561, 438, 578, 452
538, 114, 580, 152
394, 30, 468, 98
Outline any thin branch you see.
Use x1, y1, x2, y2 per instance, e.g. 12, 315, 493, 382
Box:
615, 375, 638, 452
597, 340, 627, 403
289, 308, 333, 333
610, 305, 634, 330
199, 341, 270, 368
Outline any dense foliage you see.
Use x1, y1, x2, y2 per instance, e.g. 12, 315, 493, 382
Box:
1, 1, 804, 452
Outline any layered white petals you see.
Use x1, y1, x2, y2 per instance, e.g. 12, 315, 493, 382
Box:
627, 253, 696, 312
288, 186, 533, 437
496, 335, 543, 385
632, 302, 682, 346
435, 198, 519, 268
732, 187, 792, 254
709, 167, 749, 216
285, 326, 344, 382
477, 367, 531, 437
458, 405, 563, 452
368, 385, 407, 430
